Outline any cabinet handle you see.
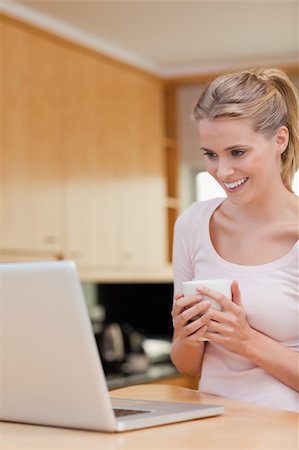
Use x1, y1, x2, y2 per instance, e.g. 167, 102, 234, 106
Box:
67, 251, 82, 259
121, 252, 135, 261
42, 236, 57, 244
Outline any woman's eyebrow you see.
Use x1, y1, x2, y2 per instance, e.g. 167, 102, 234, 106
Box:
200, 147, 214, 152
201, 144, 248, 152
224, 144, 248, 151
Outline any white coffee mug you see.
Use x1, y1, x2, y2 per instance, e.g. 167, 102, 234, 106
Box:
182, 279, 233, 311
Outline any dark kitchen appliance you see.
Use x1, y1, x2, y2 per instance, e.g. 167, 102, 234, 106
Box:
95, 282, 174, 381
97, 282, 173, 338
95, 322, 149, 375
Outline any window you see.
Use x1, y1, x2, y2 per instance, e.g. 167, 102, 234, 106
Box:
196, 171, 226, 201
196, 169, 299, 201
292, 169, 299, 196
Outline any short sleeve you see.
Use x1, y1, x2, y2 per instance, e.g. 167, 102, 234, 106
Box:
172, 208, 194, 300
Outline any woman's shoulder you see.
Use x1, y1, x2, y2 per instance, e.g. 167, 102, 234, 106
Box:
175, 197, 224, 228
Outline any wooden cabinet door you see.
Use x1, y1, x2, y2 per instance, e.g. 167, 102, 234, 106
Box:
63, 47, 166, 271
117, 77, 166, 268
1, 20, 63, 256
62, 47, 121, 268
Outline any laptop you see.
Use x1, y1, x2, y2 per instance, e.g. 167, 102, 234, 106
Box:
0, 260, 224, 432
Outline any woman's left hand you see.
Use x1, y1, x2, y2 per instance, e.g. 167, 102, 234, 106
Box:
198, 280, 253, 354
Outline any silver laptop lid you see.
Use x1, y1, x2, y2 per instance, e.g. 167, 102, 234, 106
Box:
0, 261, 117, 431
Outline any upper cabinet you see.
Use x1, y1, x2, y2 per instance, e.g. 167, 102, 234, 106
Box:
62, 44, 167, 274
1, 18, 64, 257
0, 15, 169, 280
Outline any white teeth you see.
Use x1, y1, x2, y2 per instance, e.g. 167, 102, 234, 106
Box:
224, 177, 247, 189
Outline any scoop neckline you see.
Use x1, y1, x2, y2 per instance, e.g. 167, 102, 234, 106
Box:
202, 197, 299, 273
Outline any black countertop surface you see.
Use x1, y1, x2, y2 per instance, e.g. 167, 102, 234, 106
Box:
107, 363, 179, 390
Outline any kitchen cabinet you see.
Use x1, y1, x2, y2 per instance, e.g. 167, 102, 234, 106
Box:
163, 87, 179, 262
61, 33, 167, 273
1, 17, 64, 258
0, 15, 168, 279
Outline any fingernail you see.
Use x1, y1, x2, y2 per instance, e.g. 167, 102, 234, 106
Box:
202, 300, 211, 307
196, 286, 204, 292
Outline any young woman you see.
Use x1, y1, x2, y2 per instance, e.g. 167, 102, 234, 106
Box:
171, 67, 299, 412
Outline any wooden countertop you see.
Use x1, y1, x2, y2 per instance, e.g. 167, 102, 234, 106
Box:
1, 384, 298, 449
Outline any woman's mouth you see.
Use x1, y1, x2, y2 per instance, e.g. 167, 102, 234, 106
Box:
223, 177, 248, 191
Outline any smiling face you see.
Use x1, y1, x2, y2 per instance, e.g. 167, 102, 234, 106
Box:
198, 117, 289, 205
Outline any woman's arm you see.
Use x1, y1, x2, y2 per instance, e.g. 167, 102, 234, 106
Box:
242, 328, 299, 392
171, 335, 205, 378
170, 292, 213, 377
202, 281, 299, 392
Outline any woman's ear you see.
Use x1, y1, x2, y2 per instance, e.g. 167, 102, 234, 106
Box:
275, 126, 289, 155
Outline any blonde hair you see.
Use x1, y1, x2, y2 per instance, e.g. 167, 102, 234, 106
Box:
193, 67, 299, 192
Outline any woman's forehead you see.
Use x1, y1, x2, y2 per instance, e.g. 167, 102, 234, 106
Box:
198, 117, 254, 139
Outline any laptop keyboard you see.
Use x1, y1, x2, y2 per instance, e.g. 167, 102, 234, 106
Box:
113, 408, 150, 417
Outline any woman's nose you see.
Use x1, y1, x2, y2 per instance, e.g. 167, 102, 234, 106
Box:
216, 160, 235, 179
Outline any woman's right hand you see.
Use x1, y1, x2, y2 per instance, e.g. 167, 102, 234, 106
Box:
171, 292, 213, 346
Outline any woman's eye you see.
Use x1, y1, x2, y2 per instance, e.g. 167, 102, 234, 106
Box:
203, 152, 218, 159
231, 150, 245, 157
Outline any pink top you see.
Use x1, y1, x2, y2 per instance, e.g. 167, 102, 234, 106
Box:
173, 197, 299, 412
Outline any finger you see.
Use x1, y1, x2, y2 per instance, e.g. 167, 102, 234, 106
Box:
196, 285, 230, 310
188, 324, 209, 343
175, 292, 184, 301
203, 330, 227, 343
175, 293, 203, 312
231, 280, 242, 306
206, 319, 232, 335
174, 304, 212, 337
184, 309, 213, 337
180, 300, 211, 325
171, 294, 201, 326
171, 292, 186, 318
